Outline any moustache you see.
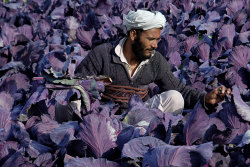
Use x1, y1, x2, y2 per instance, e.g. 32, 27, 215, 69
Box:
145, 48, 154, 51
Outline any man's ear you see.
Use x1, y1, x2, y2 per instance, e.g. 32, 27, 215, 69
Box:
129, 29, 137, 41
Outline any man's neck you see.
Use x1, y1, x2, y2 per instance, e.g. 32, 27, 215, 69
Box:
123, 38, 141, 77
123, 38, 140, 66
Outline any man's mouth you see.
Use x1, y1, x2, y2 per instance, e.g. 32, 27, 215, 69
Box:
146, 49, 154, 54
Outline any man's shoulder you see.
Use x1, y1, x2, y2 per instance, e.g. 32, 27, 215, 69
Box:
93, 42, 113, 52
151, 50, 167, 62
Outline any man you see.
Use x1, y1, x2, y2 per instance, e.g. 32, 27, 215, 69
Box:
55, 10, 231, 123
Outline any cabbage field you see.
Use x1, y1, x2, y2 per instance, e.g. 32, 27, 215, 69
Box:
0, 0, 249, 166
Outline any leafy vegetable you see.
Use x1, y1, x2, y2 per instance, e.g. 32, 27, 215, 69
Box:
0, 0, 249, 166
77, 113, 117, 158
122, 136, 166, 159
143, 142, 214, 167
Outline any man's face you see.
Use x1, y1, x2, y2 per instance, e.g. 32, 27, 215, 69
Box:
132, 28, 161, 61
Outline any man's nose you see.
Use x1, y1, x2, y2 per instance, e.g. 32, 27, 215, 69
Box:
152, 40, 158, 49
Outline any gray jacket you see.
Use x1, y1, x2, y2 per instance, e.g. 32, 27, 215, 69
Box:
75, 42, 206, 109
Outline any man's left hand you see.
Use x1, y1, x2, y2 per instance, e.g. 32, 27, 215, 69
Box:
205, 86, 232, 105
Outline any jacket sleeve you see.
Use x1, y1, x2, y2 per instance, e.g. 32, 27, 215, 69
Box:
154, 54, 206, 109
74, 48, 103, 78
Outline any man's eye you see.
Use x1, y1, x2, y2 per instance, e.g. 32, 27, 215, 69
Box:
148, 38, 161, 42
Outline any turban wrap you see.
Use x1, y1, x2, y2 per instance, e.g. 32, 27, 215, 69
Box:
123, 9, 166, 31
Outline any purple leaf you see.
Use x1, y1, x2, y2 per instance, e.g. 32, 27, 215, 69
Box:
98, 27, 111, 40
181, 0, 193, 12
25, 116, 41, 130
0, 141, 18, 166
76, 27, 96, 49
123, 95, 161, 129
77, 113, 117, 158
169, 51, 181, 67
164, 113, 183, 143
187, 60, 199, 72
183, 102, 210, 145
50, 121, 79, 147
31, 115, 60, 146
225, 67, 248, 89
232, 86, 250, 122
237, 31, 250, 44
238, 130, 250, 147
115, 0, 134, 14
218, 24, 235, 50
198, 22, 217, 35
38, 50, 69, 76
122, 136, 166, 159
27, 40, 46, 65
65, 157, 119, 167
84, 10, 100, 30
117, 125, 144, 151
92, 0, 114, 16
146, 117, 167, 141
199, 65, 223, 84
66, 16, 80, 30
26, 140, 52, 158
52, 88, 81, 105
34, 153, 53, 166
0, 72, 30, 93
143, 142, 214, 167
0, 6, 7, 18
206, 11, 221, 22
203, 125, 239, 145
146, 112, 183, 144
0, 110, 12, 133
21, 86, 48, 114
229, 45, 250, 70
18, 25, 33, 40
0, 92, 15, 112
226, 0, 244, 16
183, 35, 199, 54
241, 20, 250, 33
2, 151, 25, 167
218, 101, 249, 137
8, 123, 30, 147
209, 152, 230, 167
183, 101, 226, 145
50, 4, 66, 20
1, 23, 19, 46
197, 43, 210, 61
0, 54, 8, 68
164, 35, 181, 56
36, 19, 51, 39
233, 10, 247, 28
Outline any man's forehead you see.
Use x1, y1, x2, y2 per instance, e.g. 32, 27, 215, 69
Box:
141, 28, 161, 37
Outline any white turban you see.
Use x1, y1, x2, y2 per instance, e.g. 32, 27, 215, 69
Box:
123, 10, 166, 31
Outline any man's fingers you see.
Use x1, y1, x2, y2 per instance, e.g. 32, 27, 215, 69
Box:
217, 86, 232, 96
226, 88, 232, 95
206, 86, 232, 105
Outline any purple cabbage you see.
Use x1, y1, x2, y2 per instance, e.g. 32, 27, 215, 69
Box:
0, 0, 249, 166
232, 86, 250, 122
143, 142, 214, 167
122, 136, 166, 159
184, 101, 226, 145
64, 157, 119, 167
77, 113, 117, 158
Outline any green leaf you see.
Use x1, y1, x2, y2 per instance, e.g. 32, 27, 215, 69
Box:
74, 85, 91, 111
43, 73, 79, 85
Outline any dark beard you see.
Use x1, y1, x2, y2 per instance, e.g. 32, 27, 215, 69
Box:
131, 37, 152, 61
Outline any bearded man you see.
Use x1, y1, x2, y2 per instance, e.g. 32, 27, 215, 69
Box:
55, 9, 231, 123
